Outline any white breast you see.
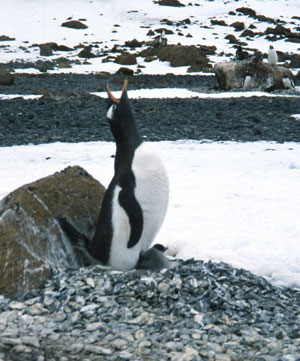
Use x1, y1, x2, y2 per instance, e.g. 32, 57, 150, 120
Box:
109, 143, 169, 271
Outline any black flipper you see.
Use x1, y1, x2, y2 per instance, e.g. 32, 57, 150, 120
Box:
118, 171, 143, 249
57, 216, 90, 252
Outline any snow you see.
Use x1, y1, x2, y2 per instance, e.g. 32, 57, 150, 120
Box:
1, 0, 300, 289
1, 140, 300, 289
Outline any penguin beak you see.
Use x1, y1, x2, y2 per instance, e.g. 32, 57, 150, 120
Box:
106, 79, 128, 103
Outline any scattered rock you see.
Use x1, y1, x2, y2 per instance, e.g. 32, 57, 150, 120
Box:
0, 166, 105, 299
0, 66, 14, 85
211, 19, 228, 26
78, 46, 97, 58
289, 54, 300, 68
115, 52, 137, 65
231, 22, 245, 31
125, 39, 144, 48
116, 67, 134, 75
236, 7, 257, 18
0, 35, 15, 41
155, 0, 185, 7
224, 34, 240, 44
38, 43, 54, 57
61, 20, 88, 30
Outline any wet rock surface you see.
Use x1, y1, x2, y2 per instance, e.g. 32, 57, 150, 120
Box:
0, 73, 300, 147
0, 260, 300, 360
0, 166, 105, 299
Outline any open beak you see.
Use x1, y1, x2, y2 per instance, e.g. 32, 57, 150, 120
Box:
106, 79, 128, 103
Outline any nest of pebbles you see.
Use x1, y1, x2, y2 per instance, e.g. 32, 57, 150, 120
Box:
1, 259, 300, 361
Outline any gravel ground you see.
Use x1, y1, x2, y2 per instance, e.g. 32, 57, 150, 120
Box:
0, 73, 300, 146
1, 73, 300, 361
1, 260, 300, 361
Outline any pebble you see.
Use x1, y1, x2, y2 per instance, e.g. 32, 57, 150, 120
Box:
0, 259, 299, 360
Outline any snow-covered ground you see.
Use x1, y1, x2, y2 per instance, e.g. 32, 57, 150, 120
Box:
1, 0, 300, 289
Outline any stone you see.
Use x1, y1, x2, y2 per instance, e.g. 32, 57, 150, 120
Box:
0, 166, 105, 299
214, 59, 296, 91
115, 52, 137, 65
61, 20, 88, 29
116, 67, 134, 76
78, 46, 97, 58
39, 43, 55, 56
155, 0, 185, 7
0, 66, 14, 85
0, 35, 15, 41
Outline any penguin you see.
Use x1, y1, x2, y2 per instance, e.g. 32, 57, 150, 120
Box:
268, 45, 277, 66
282, 74, 295, 89
58, 80, 169, 271
243, 70, 252, 90
235, 45, 248, 61
159, 30, 167, 47
136, 244, 170, 271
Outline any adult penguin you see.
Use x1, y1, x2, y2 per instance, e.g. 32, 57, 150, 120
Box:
58, 80, 169, 271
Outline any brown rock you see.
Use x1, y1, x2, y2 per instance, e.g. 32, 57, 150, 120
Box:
214, 59, 296, 91
78, 46, 97, 58
210, 19, 228, 26
0, 66, 14, 85
0, 35, 15, 41
115, 52, 137, 65
170, 45, 210, 67
231, 21, 245, 31
39, 43, 54, 56
125, 39, 144, 48
61, 20, 88, 29
0, 166, 105, 299
116, 67, 134, 75
155, 0, 185, 7
225, 34, 240, 44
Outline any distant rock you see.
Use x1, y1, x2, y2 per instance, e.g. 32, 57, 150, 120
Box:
78, 46, 97, 58
231, 21, 245, 31
125, 39, 144, 48
155, 0, 185, 7
61, 20, 88, 30
0, 35, 15, 41
0, 166, 105, 299
39, 43, 54, 56
115, 52, 137, 65
116, 67, 134, 75
214, 59, 296, 91
0, 66, 14, 85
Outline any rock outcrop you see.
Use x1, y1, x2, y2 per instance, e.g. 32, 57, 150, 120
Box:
214, 59, 296, 91
0, 166, 105, 299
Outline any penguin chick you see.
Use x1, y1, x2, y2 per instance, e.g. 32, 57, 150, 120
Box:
136, 245, 170, 271
282, 74, 295, 89
268, 45, 277, 66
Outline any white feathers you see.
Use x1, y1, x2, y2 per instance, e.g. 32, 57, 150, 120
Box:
268, 45, 277, 66
243, 75, 251, 90
107, 104, 116, 120
109, 142, 169, 271
282, 75, 295, 89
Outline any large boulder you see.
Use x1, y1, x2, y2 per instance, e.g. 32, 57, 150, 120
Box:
214, 59, 296, 91
0, 166, 105, 299
0, 66, 14, 86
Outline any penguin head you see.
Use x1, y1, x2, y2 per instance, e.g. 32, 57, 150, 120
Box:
136, 246, 170, 271
106, 80, 140, 143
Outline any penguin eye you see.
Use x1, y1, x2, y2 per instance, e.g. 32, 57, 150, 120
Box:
107, 104, 117, 120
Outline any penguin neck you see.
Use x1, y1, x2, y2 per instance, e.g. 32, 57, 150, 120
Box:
114, 130, 143, 173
